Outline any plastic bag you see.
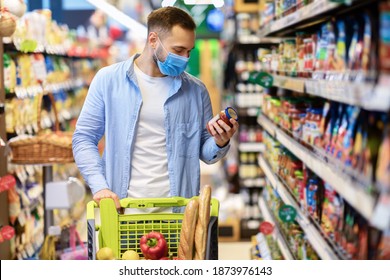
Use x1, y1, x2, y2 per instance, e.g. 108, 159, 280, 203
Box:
60, 224, 87, 260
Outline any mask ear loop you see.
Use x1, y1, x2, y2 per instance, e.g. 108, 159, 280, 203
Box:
154, 36, 169, 63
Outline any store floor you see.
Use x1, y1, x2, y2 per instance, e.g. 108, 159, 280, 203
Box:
219, 241, 252, 260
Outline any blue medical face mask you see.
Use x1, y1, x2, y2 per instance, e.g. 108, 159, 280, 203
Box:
155, 37, 189, 76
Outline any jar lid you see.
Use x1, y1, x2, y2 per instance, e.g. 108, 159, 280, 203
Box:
225, 107, 238, 121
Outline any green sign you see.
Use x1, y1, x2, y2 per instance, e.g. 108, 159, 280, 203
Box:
278, 205, 297, 223
248, 71, 274, 88
174, 1, 220, 39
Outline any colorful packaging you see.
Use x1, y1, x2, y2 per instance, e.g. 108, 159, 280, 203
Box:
342, 106, 360, 166
375, 123, 390, 191
379, 2, 390, 71
321, 183, 344, 240
376, 229, 390, 260
335, 20, 347, 73
3, 53, 16, 94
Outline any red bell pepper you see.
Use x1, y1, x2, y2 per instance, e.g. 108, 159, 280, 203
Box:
140, 231, 168, 260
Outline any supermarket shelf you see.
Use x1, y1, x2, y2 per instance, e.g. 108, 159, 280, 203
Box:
258, 196, 294, 260
273, 74, 390, 112
7, 78, 85, 99
237, 37, 282, 45
259, 0, 340, 37
3, 42, 103, 59
257, 114, 377, 224
258, 155, 344, 260
240, 178, 266, 188
238, 142, 265, 153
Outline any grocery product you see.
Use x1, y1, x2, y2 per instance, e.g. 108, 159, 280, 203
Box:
96, 247, 115, 260
140, 231, 168, 260
194, 185, 211, 260
178, 198, 199, 260
380, 2, 390, 71
321, 183, 344, 240
121, 250, 140, 260
207, 106, 238, 134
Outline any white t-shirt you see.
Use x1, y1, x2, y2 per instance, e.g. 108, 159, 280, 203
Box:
126, 62, 173, 213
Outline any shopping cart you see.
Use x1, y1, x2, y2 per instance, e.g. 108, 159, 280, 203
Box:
87, 196, 219, 260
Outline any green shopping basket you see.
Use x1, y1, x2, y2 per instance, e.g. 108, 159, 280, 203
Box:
87, 196, 219, 260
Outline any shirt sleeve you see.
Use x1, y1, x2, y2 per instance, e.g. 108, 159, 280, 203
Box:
72, 69, 109, 194
199, 84, 230, 164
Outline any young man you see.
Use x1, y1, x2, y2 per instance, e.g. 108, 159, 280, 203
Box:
72, 7, 238, 212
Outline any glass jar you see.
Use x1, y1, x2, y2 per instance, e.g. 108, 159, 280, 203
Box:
207, 107, 238, 134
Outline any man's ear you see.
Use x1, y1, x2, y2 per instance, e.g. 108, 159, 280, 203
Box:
148, 32, 158, 49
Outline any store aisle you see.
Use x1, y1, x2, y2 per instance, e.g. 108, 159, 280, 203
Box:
219, 242, 252, 260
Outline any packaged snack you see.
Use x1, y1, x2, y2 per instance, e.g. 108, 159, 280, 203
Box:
304, 34, 317, 78
324, 21, 337, 74
296, 32, 307, 77
315, 102, 330, 148
375, 123, 390, 191
342, 106, 360, 166
3, 53, 16, 94
379, 2, 390, 71
315, 26, 329, 77
376, 229, 390, 260
361, 13, 375, 76
309, 107, 323, 146
321, 183, 344, 240
347, 19, 363, 75
306, 177, 320, 221
334, 20, 348, 74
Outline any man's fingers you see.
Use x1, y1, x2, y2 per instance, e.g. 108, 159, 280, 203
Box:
93, 190, 121, 212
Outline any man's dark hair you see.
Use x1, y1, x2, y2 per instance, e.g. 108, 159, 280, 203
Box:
147, 7, 196, 37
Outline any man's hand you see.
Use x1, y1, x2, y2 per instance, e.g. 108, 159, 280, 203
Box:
208, 118, 239, 147
93, 189, 121, 211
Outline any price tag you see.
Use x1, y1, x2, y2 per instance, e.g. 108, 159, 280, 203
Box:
371, 193, 390, 230
311, 0, 327, 15
0, 175, 16, 192
0, 225, 15, 241
259, 221, 274, 235
279, 205, 297, 223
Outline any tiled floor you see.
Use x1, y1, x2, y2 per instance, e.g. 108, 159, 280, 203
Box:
218, 241, 252, 260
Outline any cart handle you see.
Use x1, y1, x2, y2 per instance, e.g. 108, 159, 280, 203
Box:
87, 196, 219, 221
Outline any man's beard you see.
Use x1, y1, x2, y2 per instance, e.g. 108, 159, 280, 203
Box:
153, 45, 165, 64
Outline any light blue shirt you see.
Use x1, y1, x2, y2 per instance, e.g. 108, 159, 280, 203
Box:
72, 54, 230, 204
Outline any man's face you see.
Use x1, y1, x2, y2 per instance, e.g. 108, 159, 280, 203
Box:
153, 25, 195, 62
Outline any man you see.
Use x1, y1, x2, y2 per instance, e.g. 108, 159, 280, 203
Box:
72, 7, 238, 212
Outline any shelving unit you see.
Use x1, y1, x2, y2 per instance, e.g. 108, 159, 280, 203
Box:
259, 0, 340, 37
258, 154, 346, 260
238, 142, 265, 153
271, 74, 390, 112
258, 195, 294, 260
257, 113, 378, 224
